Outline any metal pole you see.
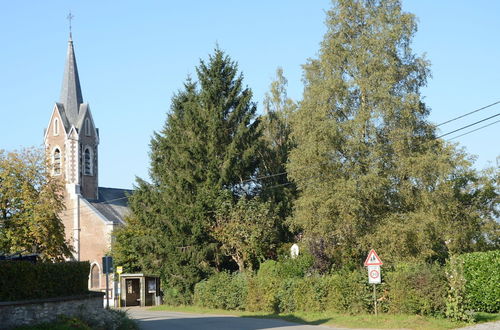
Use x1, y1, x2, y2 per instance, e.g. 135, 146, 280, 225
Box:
118, 274, 121, 308
106, 272, 109, 309
373, 284, 377, 316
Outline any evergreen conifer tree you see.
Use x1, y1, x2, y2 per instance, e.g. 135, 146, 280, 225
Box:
114, 49, 260, 303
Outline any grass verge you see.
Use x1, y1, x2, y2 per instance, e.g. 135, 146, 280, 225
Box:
150, 305, 499, 329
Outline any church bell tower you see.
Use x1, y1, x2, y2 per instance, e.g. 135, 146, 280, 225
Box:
44, 33, 99, 201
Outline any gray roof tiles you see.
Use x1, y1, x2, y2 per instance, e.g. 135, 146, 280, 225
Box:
87, 187, 132, 224
75, 103, 88, 130
55, 103, 71, 133
60, 37, 84, 127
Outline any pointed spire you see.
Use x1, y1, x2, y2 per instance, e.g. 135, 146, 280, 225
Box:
60, 35, 83, 125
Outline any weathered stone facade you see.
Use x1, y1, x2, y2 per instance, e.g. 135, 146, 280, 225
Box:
0, 292, 104, 329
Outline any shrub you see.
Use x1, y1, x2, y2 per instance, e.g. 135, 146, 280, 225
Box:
291, 275, 331, 312
325, 269, 371, 314
446, 256, 474, 322
249, 263, 370, 314
0, 261, 90, 301
276, 277, 300, 313
461, 250, 500, 313
448, 250, 500, 314
275, 252, 314, 278
229, 259, 371, 314
245, 260, 282, 312
194, 271, 248, 310
385, 262, 447, 316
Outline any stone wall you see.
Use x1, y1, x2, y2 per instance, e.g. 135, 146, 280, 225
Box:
0, 292, 104, 329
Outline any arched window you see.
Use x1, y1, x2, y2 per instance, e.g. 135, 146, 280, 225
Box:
90, 263, 100, 288
85, 118, 91, 136
53, 148, 61, 175
84, 147, 92, 176
53, 118, 59, 136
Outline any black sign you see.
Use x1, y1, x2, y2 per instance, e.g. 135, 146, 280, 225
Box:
102, 256, 113, 274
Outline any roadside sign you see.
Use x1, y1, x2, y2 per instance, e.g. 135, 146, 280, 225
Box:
102, 255, 113, 309
368, 265, 381, 284
364, 249, 383, 266
102, 256, 113, 274
116, 266, 123, 308
365, 249, 383, 316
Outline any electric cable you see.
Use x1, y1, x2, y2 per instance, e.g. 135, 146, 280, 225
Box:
437, 112, 500, 138
448, 118, 500, 140
436, 100, 500, 127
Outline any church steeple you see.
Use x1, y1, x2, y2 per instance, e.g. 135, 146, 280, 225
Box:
60, 35, 83, 125
44, 31, 100, 201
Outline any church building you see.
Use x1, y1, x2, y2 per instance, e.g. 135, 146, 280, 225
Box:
43, 33, 131, 297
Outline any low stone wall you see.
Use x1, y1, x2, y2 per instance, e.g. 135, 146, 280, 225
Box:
0, 291, 104, 329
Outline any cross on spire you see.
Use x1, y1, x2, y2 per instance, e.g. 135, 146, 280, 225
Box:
67, 11, 74, 38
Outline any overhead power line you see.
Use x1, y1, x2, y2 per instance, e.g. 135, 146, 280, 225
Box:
245, 108, 500, 184
437, 112, 500, 138
240, 170, 288, 184
448, 118, 500, 140
50, 101, 499, 209
436, 100, 500, 127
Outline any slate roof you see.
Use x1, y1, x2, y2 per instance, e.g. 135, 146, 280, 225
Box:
87, 187, 132, 224
55, 102, 72, 132
60, 35, 83, 126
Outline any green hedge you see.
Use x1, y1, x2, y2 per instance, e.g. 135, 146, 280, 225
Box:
195, 264, 446, 316
276, 270, 371, 314
194, 271, 248, 310
195, 260, 371, 314
0, 261, 90, 301
385, 262, 447, 316
451, 250, 500, 313
193, 250, 500, 317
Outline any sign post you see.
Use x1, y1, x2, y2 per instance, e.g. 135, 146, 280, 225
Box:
102, 256, 113, 309
364, 249, 383, 315
116, 266, 123, 308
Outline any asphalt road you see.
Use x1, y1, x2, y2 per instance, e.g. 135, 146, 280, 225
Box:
126, 308, 500, 330
126, 308, 348, 330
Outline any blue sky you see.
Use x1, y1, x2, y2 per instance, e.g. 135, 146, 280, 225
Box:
1, 1, 499, 189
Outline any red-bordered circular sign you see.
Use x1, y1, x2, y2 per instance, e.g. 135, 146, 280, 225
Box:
369, 269, 380, 279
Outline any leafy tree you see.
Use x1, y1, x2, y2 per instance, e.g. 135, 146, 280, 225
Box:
111, 179, 158, 273
213, 192, 278, 271
0, 148, 71, 261
288, 0, 498, 269
113, 48, 261, 303
258, 68, 298, 242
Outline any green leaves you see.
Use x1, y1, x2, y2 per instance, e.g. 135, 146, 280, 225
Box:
0, 261, 89, 301
288, 0, 498, 268
213, 194, 278, 271
0, 148, 71, 261
452, 250, 500, 313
